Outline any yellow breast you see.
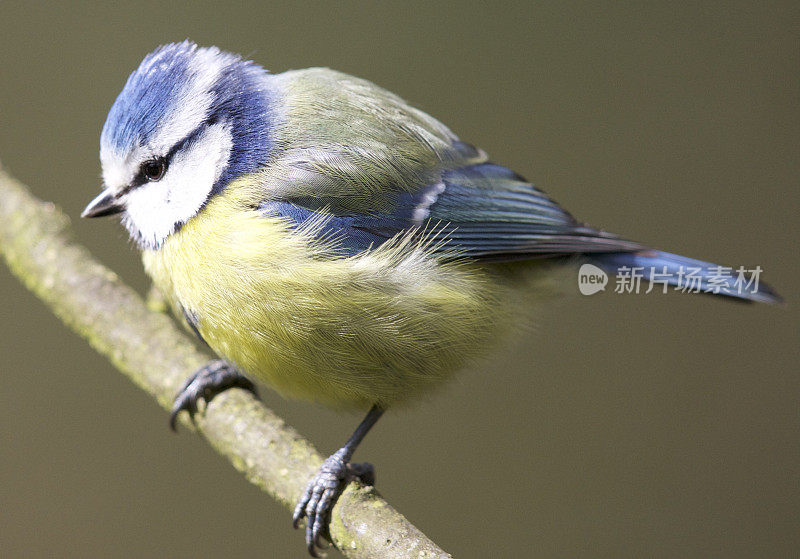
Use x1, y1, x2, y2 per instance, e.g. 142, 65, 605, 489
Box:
142, 181, 507, 409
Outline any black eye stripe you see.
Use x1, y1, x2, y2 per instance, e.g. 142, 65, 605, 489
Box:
160, 122, 209, 162
128, 120, 216, 189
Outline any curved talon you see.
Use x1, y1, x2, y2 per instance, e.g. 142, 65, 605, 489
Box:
292, 508, 303, 530
169, 360, 256, 431
169, 392, 196, 430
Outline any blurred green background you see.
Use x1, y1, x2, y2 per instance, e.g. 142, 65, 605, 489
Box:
0, 2, 797, 558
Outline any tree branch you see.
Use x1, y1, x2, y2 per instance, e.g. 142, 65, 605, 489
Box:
0, 162, 451, 559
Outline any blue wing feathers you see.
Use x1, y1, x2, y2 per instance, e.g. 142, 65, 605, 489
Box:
426, 163, 643, 257
261, 161, 643, 258
259, 200, 404, 255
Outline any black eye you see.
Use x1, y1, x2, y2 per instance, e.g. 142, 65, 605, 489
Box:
141, 158, 166, 182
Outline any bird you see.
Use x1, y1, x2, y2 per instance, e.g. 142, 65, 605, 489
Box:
82, 41, 781, 555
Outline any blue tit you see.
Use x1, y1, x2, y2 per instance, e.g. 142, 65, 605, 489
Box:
82, 41, 781, 555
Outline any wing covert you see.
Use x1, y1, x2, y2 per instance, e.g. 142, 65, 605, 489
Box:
260, 159, 643, 259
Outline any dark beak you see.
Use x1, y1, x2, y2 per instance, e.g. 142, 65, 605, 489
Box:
81, 189, 124, 218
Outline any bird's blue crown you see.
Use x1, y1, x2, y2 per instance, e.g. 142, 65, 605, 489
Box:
101, 40, 275, 194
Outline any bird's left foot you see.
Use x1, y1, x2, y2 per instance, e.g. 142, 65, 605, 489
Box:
293, 448, 376, 556
170, 359, 257, 430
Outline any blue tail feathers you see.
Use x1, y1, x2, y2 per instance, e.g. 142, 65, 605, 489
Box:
589, 250, 782, 305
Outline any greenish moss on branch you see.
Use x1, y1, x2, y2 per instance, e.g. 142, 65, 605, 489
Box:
0, 162, 451, 559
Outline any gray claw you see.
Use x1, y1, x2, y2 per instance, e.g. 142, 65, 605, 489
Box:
169, 360, 256, 431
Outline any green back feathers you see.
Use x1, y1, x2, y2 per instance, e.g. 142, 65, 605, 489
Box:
265, 68, 485, 213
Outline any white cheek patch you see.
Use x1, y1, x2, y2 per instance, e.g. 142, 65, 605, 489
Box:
122, 121, 233, 249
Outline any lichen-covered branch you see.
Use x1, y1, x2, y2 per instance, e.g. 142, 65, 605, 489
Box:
0, 162, 451, 559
